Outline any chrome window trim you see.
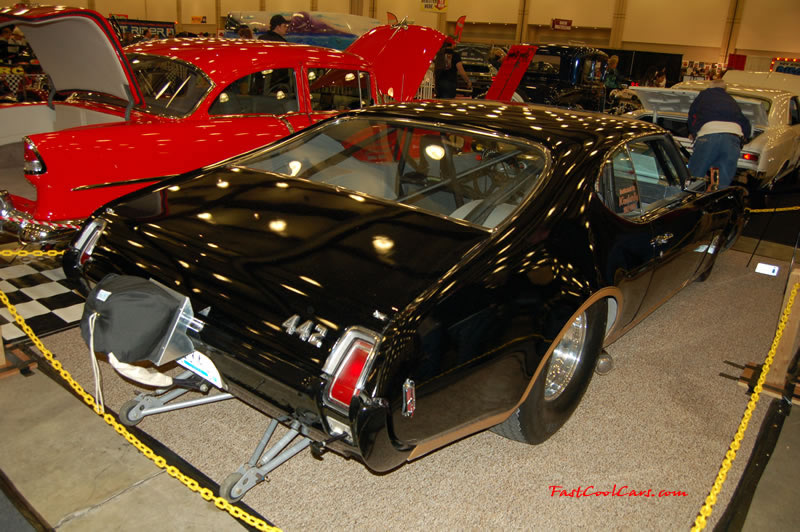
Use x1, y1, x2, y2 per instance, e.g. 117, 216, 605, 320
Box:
126, 52, 215, 119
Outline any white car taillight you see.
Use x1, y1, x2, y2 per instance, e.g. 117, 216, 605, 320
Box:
23, 137, 46, 175
322, 327, 381, 412
73, 218, 107, 265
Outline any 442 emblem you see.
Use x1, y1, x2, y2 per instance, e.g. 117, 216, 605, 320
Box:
282, 315, 327, 348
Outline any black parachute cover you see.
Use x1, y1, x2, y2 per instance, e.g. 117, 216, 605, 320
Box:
81, 274, 182, 364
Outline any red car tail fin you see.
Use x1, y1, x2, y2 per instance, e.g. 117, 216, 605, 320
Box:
23, 137, 46, 175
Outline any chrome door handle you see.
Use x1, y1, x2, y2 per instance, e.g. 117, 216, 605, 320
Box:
650, 233, 673, 246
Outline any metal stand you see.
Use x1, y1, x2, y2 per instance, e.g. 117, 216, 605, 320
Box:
219, 418, 312, 502
118, 370, 233, 426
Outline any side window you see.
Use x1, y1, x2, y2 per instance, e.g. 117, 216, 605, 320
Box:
598, 138, 686, 219
581, 58, 606, 82
627, 140, 685, 210
597, 147, 641, 217
790, 97, 800, 125
613, 149, 641, 216
308, 69, 373, 111
208, 68, 298, 116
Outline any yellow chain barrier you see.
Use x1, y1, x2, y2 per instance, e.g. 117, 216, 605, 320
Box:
10, 248, 797, 531
745, 205, 800, 214
691, 282, 799, 531
0, 249, 66, 259
0, 249, 281, 532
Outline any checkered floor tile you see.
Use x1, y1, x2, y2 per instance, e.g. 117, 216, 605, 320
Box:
0, 256, 84, 344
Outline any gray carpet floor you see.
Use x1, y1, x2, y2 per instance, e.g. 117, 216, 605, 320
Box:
28, 248, 792, 531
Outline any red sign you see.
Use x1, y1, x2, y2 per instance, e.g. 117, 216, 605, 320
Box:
551, 18, 572, 31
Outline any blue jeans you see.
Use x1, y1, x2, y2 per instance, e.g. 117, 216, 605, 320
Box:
688, 133, 741, 188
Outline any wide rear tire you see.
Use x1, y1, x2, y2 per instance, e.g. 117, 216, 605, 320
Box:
492, 301, 607, 444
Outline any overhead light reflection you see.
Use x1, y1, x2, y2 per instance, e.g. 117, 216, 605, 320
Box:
269, 219, 287, 232
372, 235, 394, 254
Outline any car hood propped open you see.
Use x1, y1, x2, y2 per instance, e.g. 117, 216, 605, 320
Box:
346, 22, 446, 101
0, 5, 143, 106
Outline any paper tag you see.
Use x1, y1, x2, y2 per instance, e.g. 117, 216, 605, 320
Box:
177, 350, 223, 388
755, 263, 779, 276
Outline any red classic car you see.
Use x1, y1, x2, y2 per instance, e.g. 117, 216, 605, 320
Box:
0, 5, 443, 243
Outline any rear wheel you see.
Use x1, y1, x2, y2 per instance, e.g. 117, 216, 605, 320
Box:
492, 301, 607, 444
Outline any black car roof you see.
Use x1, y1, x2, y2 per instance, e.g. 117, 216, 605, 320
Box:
350, 100, 663, 152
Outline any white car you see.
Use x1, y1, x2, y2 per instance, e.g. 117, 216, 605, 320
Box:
625, 79, 800, 188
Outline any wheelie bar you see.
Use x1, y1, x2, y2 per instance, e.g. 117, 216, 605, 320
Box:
220, 418, 312, 502
118, 370, 234, 426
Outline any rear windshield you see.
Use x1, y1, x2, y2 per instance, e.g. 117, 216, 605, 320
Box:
239, 117, 549, 229
127, 53, 211, 117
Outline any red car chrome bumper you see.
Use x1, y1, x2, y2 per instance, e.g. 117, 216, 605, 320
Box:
0, 190, 82, 244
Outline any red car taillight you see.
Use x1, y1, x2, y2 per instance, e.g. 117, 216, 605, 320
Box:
23, 137, 46, 175
741, 152, 758, 162
323, 327, 381, 412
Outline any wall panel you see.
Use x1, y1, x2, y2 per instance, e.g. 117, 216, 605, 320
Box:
317, 0, 350, 13
527, 0, 614, 27
145, 0, 178, 22
95, 0, 146, 18
220, 0, 261, 17
263, 1, 314, 12
446, 0, 520, 25
737, 0, 800, 55
375, 0, 439, 28
623, 0, 727, 48
180, 0, 214, 24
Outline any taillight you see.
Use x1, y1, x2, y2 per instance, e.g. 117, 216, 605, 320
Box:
73, 218, 106, 265
323, 327, 381, 412
741, 152, 758, 162
23, 137, 46, 175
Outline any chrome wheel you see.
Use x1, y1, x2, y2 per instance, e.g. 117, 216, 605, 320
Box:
544, 312, 587, 401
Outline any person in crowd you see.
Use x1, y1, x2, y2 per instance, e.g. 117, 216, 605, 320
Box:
142, 29, 154, 41
121, 32, 139, 46
237, 25, 254, 39
489, 47, 506, 70
687, 78, 751, 189
655, 66, 667, 87
641, 66, 660, 86
259, 14, 290, 42
0, 26, 13, 62
604, 55, 622, 90
433, 41, 471, 98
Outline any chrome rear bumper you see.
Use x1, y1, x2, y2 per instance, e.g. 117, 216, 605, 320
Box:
0, 190, 82, 244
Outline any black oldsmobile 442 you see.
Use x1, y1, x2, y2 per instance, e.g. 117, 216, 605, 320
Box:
64, 101, 745, 501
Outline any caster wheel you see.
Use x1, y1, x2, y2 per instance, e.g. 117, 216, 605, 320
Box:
118, 399, 145, 427
219, 472, 246, 503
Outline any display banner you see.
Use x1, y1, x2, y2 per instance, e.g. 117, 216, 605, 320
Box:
771, 58, 800, 75
113, 18, 176, 39
421, 0, 447, 14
